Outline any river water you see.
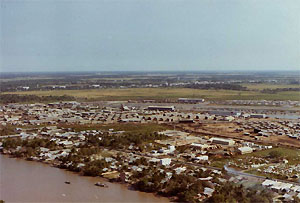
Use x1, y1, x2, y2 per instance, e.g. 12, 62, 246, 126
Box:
0, 155, 168, 202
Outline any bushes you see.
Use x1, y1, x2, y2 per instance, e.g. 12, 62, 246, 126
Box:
185, 84, 247, 91
132, 168, 210, 202
133, 169, 166, 193
22, 138, 55, 149
82, 160, 109, 176
0, 126, 16, 136
206, 183, 273, 203
2, 138, 22, 149
98, 132, 168, 149
2, 137, 57, 158
268, 151, 283, 159
0, 94, 76, 104
77, 147, 100, 156
261, 88, 300, 94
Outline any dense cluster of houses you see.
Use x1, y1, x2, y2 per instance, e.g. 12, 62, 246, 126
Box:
236, 120, 300, 139
262, 180, 300, 201
213, 100, 300, 107
260, 163, 300, 179
1, 100, 299, 201
0, 102, 257, 126
1, 102, 299, 152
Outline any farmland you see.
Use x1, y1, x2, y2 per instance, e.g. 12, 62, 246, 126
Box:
2, 87, 300, 101
242, 83, 300, 91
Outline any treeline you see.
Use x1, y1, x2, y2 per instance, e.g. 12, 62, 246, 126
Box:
289, 80, 300, 85
60, 123, 167, 134
0, 79, 70, 92
0, 125, 16, 136
2, 137, 58, 158
86, 131, 168, 150
0, 94, 76, 104
132, 167, 275, 202
133, 168, 214, 202
185, 84, 247, 91
261, 88, 300, 94
206, 182, 274, 203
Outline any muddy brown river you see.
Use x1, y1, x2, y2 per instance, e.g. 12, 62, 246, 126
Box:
0, 155, 168, 202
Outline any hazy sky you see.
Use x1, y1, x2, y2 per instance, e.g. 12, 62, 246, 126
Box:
1, 0, 299, 72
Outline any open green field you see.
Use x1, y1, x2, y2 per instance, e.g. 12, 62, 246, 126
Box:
242, 83, 300, 90
2, 88, 300, 101
211, 147, 300, 169
239, 147, 300, 164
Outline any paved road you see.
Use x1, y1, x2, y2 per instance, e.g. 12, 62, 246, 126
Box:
224, 165, 300, 186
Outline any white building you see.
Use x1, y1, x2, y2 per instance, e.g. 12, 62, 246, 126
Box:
194, 155, 209, 161
178, 98, 205, 103
238, 146, 253, 154
210, 138, 235, 146
160, 158, 171, 166
168, 145, 176, 152
22, 86, 30, 90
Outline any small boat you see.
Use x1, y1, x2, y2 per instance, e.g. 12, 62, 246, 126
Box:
95, 182, 108, 188
65, 181, 71, 184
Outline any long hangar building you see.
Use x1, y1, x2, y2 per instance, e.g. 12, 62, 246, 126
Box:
147, 106, 175, 111
178, 98, 205, 104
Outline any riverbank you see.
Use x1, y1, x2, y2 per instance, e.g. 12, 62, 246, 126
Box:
0, 155, 169, 202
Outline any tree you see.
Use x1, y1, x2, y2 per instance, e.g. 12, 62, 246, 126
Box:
293, 195, 300, 203
269, 151, 282, 159
206, 183, 272, 203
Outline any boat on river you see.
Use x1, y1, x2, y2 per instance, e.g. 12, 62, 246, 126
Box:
95, 182, 108, 188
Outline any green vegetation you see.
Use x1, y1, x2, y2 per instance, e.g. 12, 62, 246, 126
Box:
186, 83, 247, 91
268, 150, 283, 159
2, 137, 57, 150
0, 125, 16, 136
2, 137, 57, 158
133, 167, 215, 202
210, 159, 228, 168
75, 124, 169, 151
60, 123, 168, 134
242, 83, 300, 91
206, 182, 273, 203
2, 87, 300, 101
0, 94, 76, 104
242, 147, 300, 164
211, 147, 300, 168
261, 88, 300, 94
2, 138, 23, 149
96, 132, 168, 150
211, 147, 300, 182
81, 159, 110, 176
294, 195, 300, 203
239, 148, 300, 181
